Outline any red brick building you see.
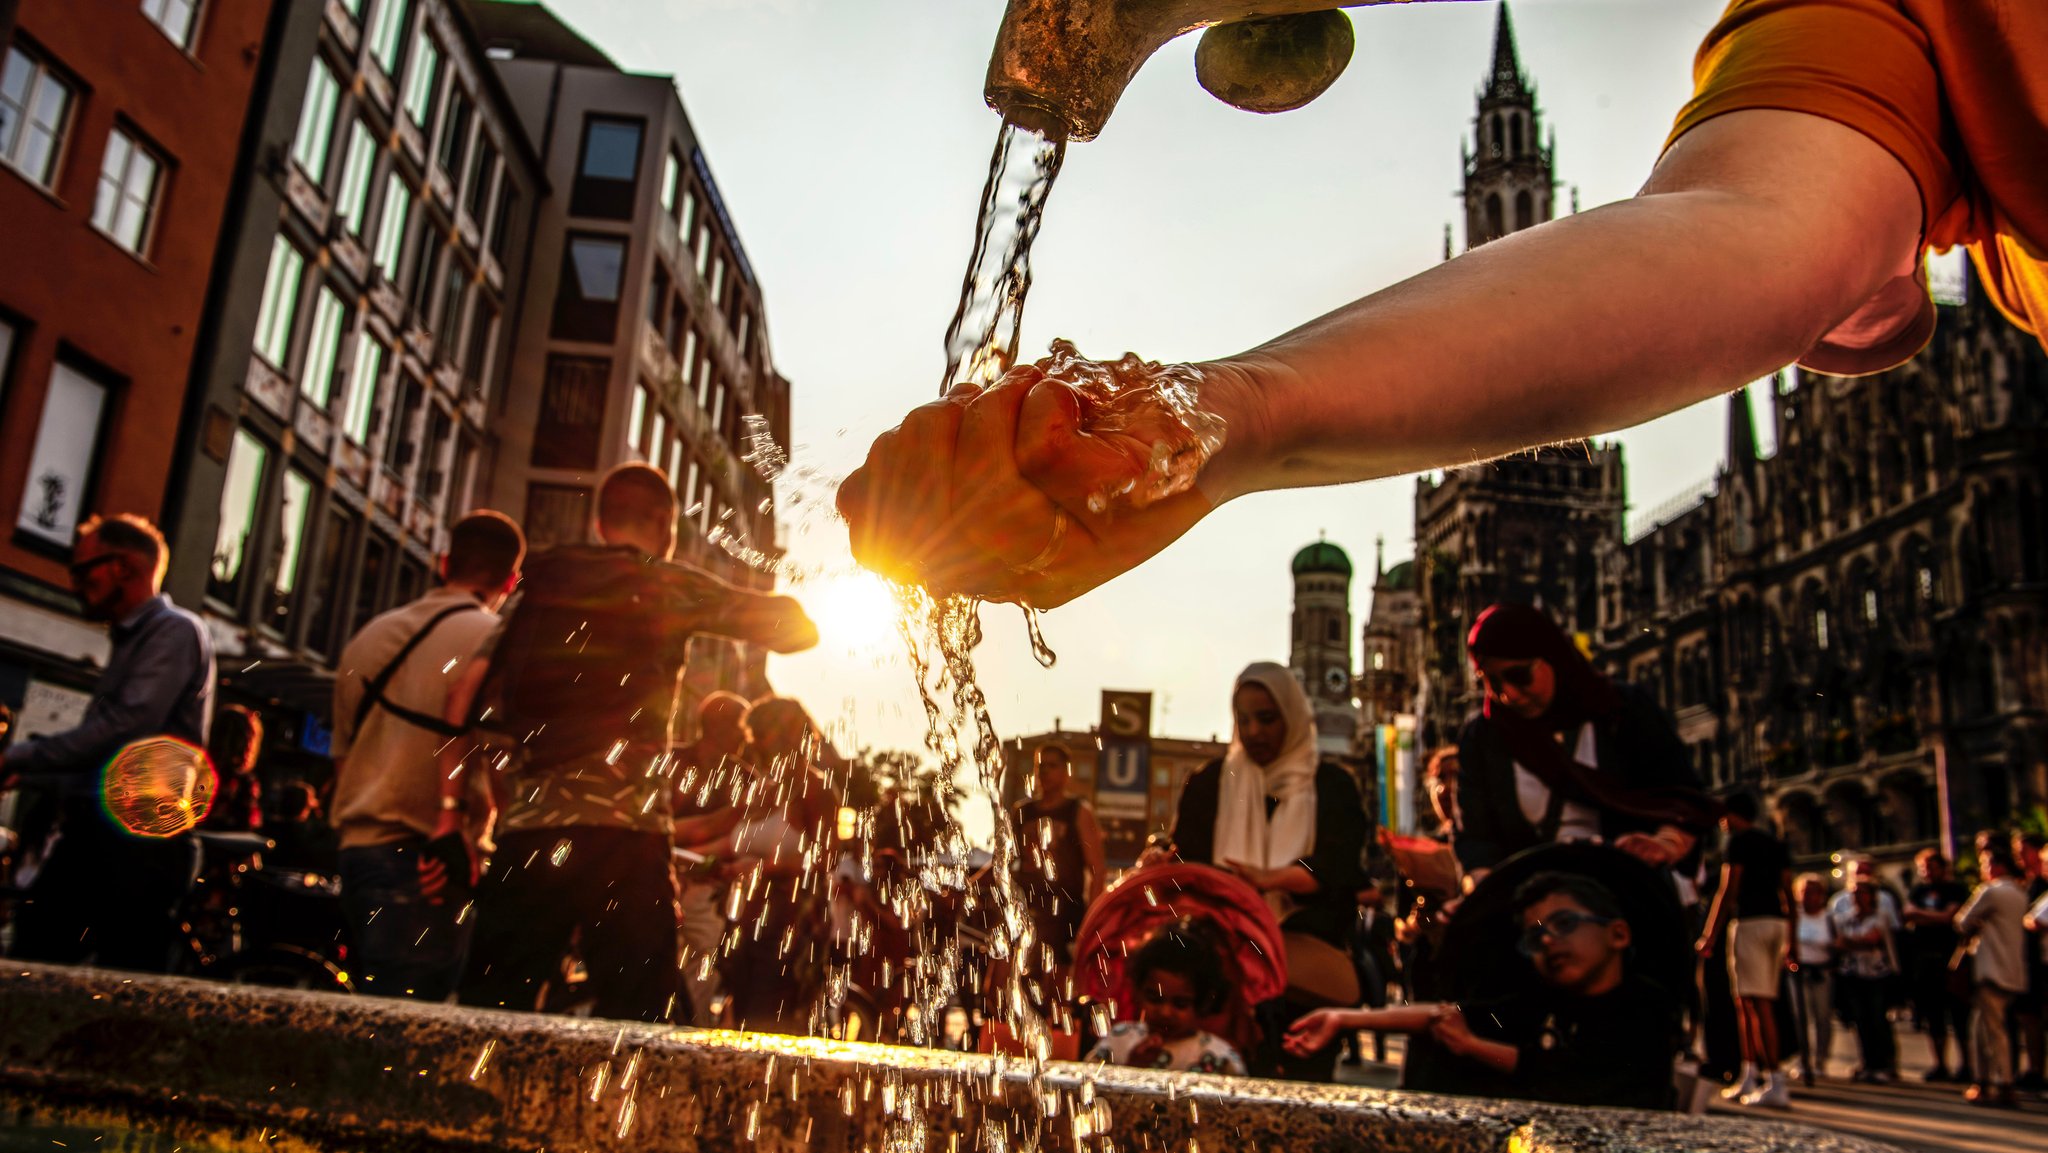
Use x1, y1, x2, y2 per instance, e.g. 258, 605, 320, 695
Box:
0, 1, 277, 705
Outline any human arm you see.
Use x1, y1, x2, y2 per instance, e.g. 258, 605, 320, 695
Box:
666, 565, 819, 654
428, 656, 495, 889
1697, 863, 1738, 958
1283, 1005, 1447, 1056
839, 110, 1920, 607
1953, 887, 1988, 939
1075, 801, 1108, 903
674, 804, 745, 851
2026, 891, 2048, 935
1427, 1006, 1521, 1075
6, 616, 206, 776
1905, 885, 1963, 926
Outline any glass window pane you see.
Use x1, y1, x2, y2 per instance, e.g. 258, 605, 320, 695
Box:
660, 151, 679, 214
142, 0, 198, 49
373, 173, 410, 275
292, 61, 341, 183
302, 288, 348, 407
402, 35, 440, 125
90, 131, 133, 234
627, 384, 647, 453
253, 237, 305, 366
11, 64, 71, 188
650, 409, 665, 458
266, 471, 314, 631
209, 429, 269, 604
0, 51, 32, 158
569, 237, 623, 301
579, 119, 640, 181
15, 362, 107, 546
304, 505, 357, 659
370, 0, 410, 72
110, 145, 159, 253
344, 337, 385, 444
335, 122, 375, 231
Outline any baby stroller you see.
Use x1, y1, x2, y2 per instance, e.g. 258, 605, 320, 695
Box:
1072, 862, 1287, 1062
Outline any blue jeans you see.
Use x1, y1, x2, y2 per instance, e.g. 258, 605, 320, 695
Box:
339, 840, 470, 1001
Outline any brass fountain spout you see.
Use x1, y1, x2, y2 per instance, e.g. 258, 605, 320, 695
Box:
986, 0, 1479, 142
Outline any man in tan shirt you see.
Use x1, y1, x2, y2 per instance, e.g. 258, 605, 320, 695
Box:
331, 511, 524, 1000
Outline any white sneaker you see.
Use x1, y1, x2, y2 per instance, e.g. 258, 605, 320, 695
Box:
1721, 1070, 1759, 1101
1741, 1074, 1792, 1109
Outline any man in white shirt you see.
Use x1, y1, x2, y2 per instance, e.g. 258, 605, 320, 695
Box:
331, 511, 523, 1001
1955, 843, 2029, 1109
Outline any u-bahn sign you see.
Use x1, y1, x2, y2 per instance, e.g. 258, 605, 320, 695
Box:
1097, 690, 1153, 864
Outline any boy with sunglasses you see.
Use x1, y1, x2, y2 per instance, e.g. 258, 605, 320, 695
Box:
1286, 872, 1681, 1110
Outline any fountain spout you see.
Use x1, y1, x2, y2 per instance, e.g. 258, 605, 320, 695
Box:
985, 0, 1479, 142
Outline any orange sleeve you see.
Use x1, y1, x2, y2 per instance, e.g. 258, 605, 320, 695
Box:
1668, 0, 1963, 243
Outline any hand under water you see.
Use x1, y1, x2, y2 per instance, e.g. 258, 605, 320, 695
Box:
836, 344, 1235, 608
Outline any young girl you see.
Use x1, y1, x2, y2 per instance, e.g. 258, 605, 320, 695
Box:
1085, 919, 1248, 1075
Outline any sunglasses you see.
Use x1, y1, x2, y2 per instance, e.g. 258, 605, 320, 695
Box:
67, 554, 124, 581
1482, 663, 1537, 691
1516, 909, 1614, 956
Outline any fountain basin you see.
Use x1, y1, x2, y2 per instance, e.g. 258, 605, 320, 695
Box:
0, 965, 1902, 1153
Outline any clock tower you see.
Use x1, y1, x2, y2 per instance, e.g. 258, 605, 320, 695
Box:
1290, 539, 1358, 756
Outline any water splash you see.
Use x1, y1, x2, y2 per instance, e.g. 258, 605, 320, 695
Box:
942, 124, 1066, 393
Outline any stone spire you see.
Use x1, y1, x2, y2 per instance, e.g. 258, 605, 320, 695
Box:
1486, 1, 1527, 103
1726, 383, 1760, 472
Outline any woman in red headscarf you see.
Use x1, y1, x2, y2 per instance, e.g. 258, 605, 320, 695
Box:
1454, 604, 1718, 886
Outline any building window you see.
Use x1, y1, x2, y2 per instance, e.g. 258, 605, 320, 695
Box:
571, 116, 641, 220
90, 127, 163, 256
0, 46, 74, 191
383, 373, 424, 475
648, 261, 670, 330
420, 404, 453, 506
523, 484, 590, 551
208, 429, 269, 606
710, 254, 727, 306
436, 84, 472, 181
343, 336, 385, 444
334, 121, 376, 233
351, 531, 393, 637
303, 503, 358, 659
464, 135, 497, 224
694, 223, 711, 278
1862, 588, 1880, 624
368, 0, 409, 75
666, 436, 682, 488
1814, 608, 1830, 651
263, 470, 314, 635
141, 0, 201, 50
253, 236, 305, 368
292, 60, 341, 184
710, 379, 726, 431
0, 316, 16, 408
680, 327, 699, 382
15, 361, 110, 548
679, 184, 698, 236
660, 148, 680, 216
551, 234, 625, 343
533, 354, 607, 470
489, 183, 518, 259
400, 38, 439, 131
373, 173, 410, 277
650, 409, 666, 461
626, 383, 649, 455
301, 286, 348, 407
434, 254, 467, 346
407, 237, 441, 320
461, 298, 497, 395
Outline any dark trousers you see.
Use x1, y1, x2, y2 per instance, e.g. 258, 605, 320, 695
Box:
1909, 956, 1973, 1074
1841, 973, 1897, 1075
458, 826, 682, 1023
9, 827, 197, 973
340, 839, 470, 1001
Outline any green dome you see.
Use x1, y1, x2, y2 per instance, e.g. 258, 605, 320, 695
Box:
1382, 560, 1416, 590
1291, 541, 1352, 577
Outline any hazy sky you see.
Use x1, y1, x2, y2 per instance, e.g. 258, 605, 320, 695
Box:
545, 0, 1750, 754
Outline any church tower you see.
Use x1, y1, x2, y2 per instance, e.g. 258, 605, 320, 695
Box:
1461, 2, 1555, 249
1290, 540, 1359, 756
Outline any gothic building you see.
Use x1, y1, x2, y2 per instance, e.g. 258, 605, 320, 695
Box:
1360, 538, 1422, 735
1290, 540, 1360, 756
1600, 269, 2048, 865
1462, 2, 1554, 248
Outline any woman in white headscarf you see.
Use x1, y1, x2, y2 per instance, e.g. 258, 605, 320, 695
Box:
1158, 661, 1367, 1079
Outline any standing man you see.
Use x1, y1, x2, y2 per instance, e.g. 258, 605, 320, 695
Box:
1956, 842, 2029, 1109
440, 464, 816, 1023
1012, 742, 1107, 1007
2012, 832, 2047, 1092
0, 515, 214, 972
1696, 791, 1794, 1108
1903, 850, 1972, 1083
330, 510, 524, 1000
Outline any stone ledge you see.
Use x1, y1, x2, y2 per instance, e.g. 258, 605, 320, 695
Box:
0, 965, 1903, 1153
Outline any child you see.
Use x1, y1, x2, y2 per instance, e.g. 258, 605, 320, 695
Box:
1085, 918, 1248, 1075
1285, 871, 1682, 1110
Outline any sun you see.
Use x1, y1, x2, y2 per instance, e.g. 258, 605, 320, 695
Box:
801, 570, 902, 657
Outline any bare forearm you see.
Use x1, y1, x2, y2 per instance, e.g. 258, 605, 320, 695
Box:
1197, 113, 1917, 503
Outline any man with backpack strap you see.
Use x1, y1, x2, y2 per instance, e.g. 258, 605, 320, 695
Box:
439, 463, 818, 1023
331, 511, 525, 1001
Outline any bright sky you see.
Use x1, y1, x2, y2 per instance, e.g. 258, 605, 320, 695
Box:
546, 0, 1752, 755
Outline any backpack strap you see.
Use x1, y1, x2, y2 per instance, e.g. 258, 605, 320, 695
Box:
351, 603, 484, 740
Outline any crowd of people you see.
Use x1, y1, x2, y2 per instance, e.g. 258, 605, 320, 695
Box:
2, 481, 2046, 1124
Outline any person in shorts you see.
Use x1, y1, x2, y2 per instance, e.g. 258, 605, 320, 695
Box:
1696, 790, 1793, 1106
